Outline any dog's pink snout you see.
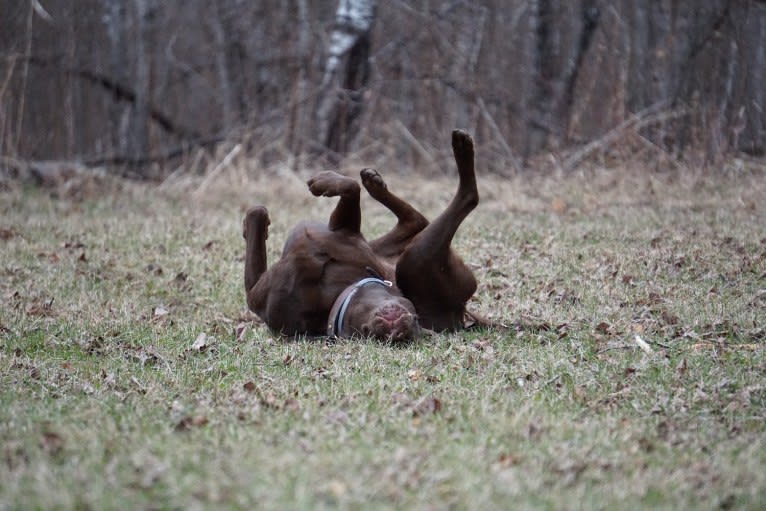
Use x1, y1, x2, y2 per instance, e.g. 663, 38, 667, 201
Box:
371, 303, 418, 341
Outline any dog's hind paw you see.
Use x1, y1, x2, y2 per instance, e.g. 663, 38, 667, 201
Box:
452, 130, 474, 162
360, 168, 388, 196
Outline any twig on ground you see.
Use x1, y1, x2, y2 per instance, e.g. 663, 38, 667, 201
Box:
477, 97, 523, 174
193, 143, 241, 197
562, 102, 688, 171
634, 335, 655, 355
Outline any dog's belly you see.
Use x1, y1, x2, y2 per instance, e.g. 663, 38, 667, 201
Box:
265, 225, 390, 335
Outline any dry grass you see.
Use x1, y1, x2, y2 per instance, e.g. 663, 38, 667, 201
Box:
1, 162, 765, 510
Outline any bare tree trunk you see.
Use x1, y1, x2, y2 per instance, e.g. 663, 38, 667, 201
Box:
287, 0, 312, 163
629, 0, 649, 109
743, 4, 765, 154
315, 0, 377, 161
212, 0, 234, 134
529, 0, 555, 153
13, 3, 35, 157
560, 1, 599, 141
104, 0, 129, 156
129, 0, 150, 163
707, 39, 738, 163
520, 0, 538, 161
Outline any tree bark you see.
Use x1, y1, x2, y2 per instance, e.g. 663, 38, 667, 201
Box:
315, 0, 377, 161
743, 4, 765, 154
129, 0, 150, 162
211, 0, 237, 134
104, 0, 127, 156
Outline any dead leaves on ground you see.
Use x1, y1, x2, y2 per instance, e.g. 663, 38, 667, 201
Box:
190, 332, 210, 352
39, 429, 65, 456
391, 392, 443, 417
174, 414, 209, 432
0, 227, 19, 240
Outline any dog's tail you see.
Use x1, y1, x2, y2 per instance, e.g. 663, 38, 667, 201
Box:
463, 309, 509, 331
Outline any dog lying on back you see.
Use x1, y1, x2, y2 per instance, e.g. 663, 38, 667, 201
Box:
243, 130, 481, 341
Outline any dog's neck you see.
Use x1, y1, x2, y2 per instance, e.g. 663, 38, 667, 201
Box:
327, 277, 393, 337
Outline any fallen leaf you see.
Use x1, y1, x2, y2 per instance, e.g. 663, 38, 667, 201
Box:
497, 453, 522, 468
553, 459, 587, 486
153, 306, 169, 318
0, 228, 17, 240
412, 396, 442, 416
78, 335, 104, 354
26, 298, 55, 317
526, 421, 543, 440
235, 322, 249, 342
145, 263, 163, 276
551, 197, 567, 214
40, 430, 65, 455
595, 322, 611, 334
138, 458, 168, 489
325, 410, 349, 425
175, 415, 208, 431
634, 335, 655, 354
260, 391, 278, 409
243, 381, 256, 392
62, 239, 85, 250
191, 333, 208, 351
100, 369, 117, 386
660, 310, 679, 326
390, 392, 413, 409
324, 479, 347, 499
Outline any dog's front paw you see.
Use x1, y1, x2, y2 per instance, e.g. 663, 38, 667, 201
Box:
307, 171, 358, 197
307, 171, 340, 196
243, 206, 270, 239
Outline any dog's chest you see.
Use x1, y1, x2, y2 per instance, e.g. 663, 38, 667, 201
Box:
270, 233, 387, 331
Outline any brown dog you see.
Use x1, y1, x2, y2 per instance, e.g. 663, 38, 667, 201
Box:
243, 130, 480, 341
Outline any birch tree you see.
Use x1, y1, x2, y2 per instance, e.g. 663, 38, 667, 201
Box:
315, 0, 377, 160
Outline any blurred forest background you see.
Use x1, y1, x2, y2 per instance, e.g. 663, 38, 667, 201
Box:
1, 0, 765, 178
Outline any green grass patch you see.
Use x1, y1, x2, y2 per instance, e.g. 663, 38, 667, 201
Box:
1, 168, 765, 509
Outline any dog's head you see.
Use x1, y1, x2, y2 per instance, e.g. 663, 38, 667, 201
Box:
328, 278, 420, 342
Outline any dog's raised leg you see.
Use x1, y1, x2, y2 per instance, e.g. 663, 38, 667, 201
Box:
243, 206, 272, 314
361, 168, 429, 258
394, 130, 479, 330
410, 130, 478, 255
307, 171, 362, 233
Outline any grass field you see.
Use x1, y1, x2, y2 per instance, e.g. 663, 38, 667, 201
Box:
1, 164, 765, 509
